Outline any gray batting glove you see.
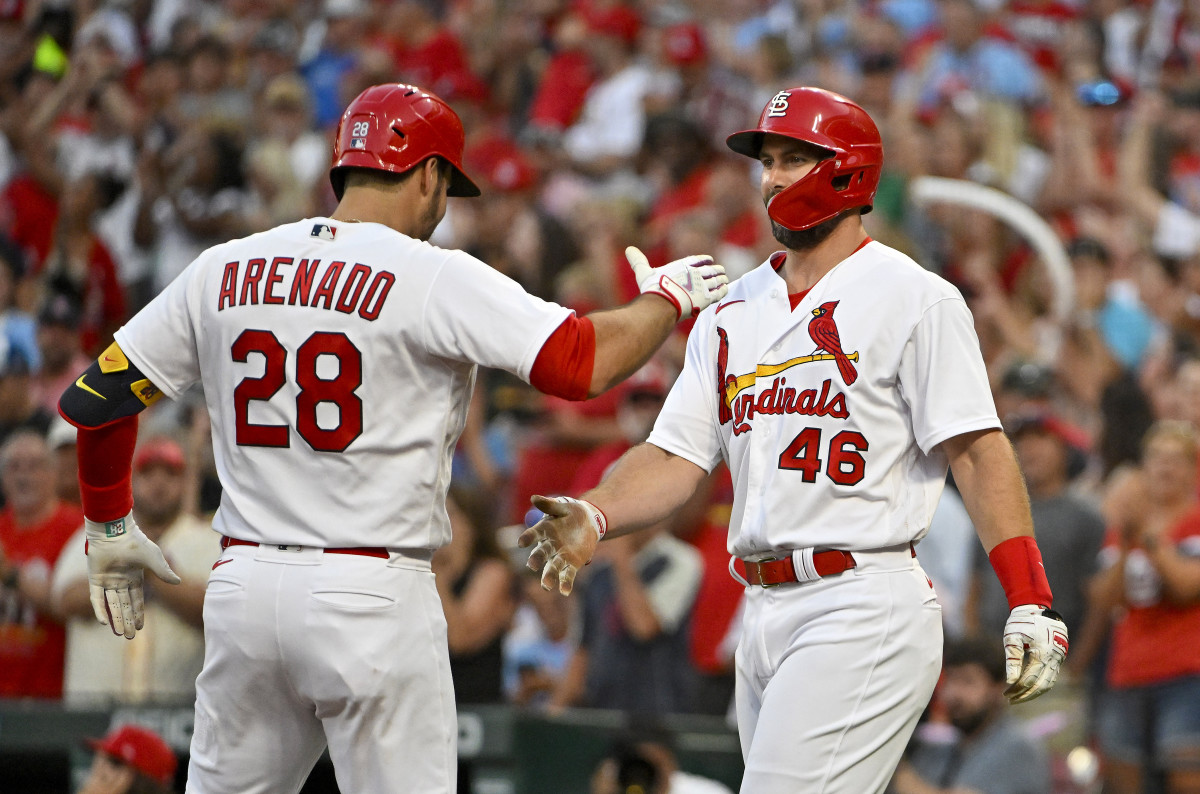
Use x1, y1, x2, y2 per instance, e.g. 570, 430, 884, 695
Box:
85, 512, 181, 639
517, 495, 606, 596
626, 246, 729, 320
1002, 605, 1069, 704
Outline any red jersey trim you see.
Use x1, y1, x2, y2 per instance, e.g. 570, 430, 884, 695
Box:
529, 314, 595, 401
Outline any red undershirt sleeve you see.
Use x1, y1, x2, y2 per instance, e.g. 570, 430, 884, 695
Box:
73, 414, 139, 521
529, 314, 596, 401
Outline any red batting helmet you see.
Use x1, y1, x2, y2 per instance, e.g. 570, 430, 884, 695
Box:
330, 83, 481, 200
726, 87, 882, 231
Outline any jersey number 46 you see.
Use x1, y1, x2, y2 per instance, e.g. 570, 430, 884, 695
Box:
779, 427, 868, 485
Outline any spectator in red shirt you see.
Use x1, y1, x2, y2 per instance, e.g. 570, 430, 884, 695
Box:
0, 430, 83, 699
1088, 420, 1200, 794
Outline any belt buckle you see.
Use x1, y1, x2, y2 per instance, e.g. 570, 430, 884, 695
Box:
751, 556, 780, 588
277, 544, 304, 552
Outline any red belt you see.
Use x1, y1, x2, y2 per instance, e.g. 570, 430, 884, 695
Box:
220, 536, 390, 560
737, 550, 857, 587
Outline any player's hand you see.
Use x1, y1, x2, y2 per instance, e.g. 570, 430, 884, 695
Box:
517, 495, 606, 596
1002, 605, 1069, 704
625, 246, 728, 320
85, 512, 181, 639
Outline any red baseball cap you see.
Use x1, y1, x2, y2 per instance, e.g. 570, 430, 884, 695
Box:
663, 22, 707, 66
465, 138, 538, 193
87, 724, 177, 786
583, 4, 641, 45
134, 438, 186, 472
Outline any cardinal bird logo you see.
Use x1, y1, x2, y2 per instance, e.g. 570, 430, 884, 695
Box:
808, 301, 858, 385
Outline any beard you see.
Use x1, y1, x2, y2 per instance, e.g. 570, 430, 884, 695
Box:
769, 211, 846, 251
947, 706, 993, 737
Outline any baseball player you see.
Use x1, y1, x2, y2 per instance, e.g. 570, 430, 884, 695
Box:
521, 87, 1069, 793
56, 83, 728, 794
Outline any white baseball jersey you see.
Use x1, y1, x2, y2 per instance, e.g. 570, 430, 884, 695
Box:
116, 218, 571, 550
648, 240, 999, 558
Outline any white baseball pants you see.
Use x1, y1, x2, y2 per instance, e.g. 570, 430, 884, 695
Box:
185, 543, 455, 793
735, 547, 943, 794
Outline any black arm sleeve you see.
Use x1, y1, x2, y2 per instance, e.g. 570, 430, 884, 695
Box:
59, 343, 164, 428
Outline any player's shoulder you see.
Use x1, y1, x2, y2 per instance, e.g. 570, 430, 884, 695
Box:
849, 241, 965, 303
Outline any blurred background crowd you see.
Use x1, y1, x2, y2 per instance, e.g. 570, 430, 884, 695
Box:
0, 0, 1199, 792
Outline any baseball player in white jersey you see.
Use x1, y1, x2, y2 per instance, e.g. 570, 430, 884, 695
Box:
520, 87, 1070, 793
56, 83, 728, 794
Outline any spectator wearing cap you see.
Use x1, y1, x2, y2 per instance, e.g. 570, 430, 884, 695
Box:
246, 75, 327, 225
966, 412, 1105, 646
560, 3, 657, 176
0, 430, 82, 698
460, 137, 579, 300
52, 436, 218, 705
0, 235, 39, 372
30, 290, 90, 415
0, 339, 52, 451
80, 723, 177, 794
299, 0, 366, 130
47, 415, 78, 506
645, 21, 754, 155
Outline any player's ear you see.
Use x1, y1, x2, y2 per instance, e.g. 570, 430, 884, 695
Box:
420, 157, 445, 197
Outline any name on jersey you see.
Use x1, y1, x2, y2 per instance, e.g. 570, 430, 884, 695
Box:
217, 257, 394, 320
717, 326, 851, 436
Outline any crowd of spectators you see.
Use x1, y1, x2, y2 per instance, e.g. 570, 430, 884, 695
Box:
0, 0, 1199, 792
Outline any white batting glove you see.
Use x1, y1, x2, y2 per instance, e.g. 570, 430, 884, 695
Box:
1002, 605, 1069, 704
625, 246, 729, 320
517, 495, 606, 596
85, 512, 181, 639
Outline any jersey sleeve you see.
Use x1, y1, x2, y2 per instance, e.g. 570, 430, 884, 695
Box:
898, 297, 1001, 454
646, 317, 724, 472
420, 251, 572, 381
112, 259, 203, 401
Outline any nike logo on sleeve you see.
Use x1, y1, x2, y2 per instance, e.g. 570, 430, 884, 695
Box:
75, 375, 106, 399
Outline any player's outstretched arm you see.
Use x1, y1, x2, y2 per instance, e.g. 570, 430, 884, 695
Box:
519, 442, 707, 595
942, 428, 1068, 704
586, 248, 727, 396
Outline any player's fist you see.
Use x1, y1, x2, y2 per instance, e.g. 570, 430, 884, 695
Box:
625, 246, 729, 320
85, 512, 181, 640
1002, 605, 1069, 704
517, 495, 606, 596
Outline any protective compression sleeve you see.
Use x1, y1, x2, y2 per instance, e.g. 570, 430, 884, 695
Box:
74, 415, 138, 521
529, 314, 595, 401
988, 535, 1054, 609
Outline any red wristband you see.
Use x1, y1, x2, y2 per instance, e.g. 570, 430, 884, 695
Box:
988, 535, 1053, 610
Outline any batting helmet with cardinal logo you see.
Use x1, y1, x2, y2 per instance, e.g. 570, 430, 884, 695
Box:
726, 87, 882, 232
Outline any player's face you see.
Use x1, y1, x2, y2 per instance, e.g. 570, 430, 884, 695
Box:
758, 134, 825, 207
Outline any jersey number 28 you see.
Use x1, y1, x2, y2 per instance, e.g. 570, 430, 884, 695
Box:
232, 329, 363, 452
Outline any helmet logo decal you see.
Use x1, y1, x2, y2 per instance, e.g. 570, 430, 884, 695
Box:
766, 91, 791, 118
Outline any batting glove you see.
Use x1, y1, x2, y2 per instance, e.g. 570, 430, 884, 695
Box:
518, 495, 606, 596
1002, 605, 1069, 704
85, 512, 181, 639
626, 246, 729, 320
